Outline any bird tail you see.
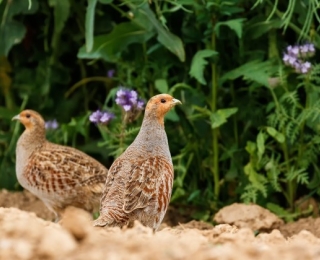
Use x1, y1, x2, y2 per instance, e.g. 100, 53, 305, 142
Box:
93, 216, 108, 227
93, 215, 110, 227
93, 207, 128, 228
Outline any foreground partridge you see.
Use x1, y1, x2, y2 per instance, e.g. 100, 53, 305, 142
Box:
94, 94, 181, 231
13, 110, 108, 219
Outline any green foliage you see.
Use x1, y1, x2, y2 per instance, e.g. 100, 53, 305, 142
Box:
214, 18, 246, 39
0, 0, 38, 56
189, 50, 218, 85
1, 0, 320, 223
49, 0, 70, 44
137, 3, 185, 62
211, 108, 238, 129
78, 22, 154, 62
85, 0, 98, 52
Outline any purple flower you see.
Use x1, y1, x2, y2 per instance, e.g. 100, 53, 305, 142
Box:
283, 43, 315, 74
300, 45, 309, 54
287, 45, 300, 56
89, 110, 115, 125
283, 53, 297, 66
100, 112, 115, 124
137, 99, 145, 110
300, 61, 312, 74
107, 69, 115, 78
89, 110, 103, 123
45, 119, 59, 130
293, 61, 302, 73
307, 43, 315, 53
293, 61, 312, 74
300, 43, 315, 58
115, 87, 145, 112
129, 90, 138, 104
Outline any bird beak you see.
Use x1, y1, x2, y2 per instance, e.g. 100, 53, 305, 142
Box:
172, 98, 182, 106
12, 114, 20, 121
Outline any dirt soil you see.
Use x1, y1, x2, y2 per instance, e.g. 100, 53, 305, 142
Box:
1, 189, 320, 259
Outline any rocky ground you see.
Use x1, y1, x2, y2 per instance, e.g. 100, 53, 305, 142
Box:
1, 189, 320, 259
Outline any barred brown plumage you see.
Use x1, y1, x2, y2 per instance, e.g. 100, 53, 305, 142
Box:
94, 94, 181, 231
12, 110, 108, 220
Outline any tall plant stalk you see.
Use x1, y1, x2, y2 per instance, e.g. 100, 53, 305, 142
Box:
211, 17, 220, 202
288, 77, 311, 208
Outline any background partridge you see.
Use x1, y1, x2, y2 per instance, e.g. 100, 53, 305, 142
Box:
94, 94, 181, 231
13, 110, 108, 219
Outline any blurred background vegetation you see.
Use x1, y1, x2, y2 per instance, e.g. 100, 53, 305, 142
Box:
1, 0, 320, 222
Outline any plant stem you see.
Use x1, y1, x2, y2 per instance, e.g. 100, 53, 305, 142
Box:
290, 76, 311, 208
230, 82, 238, 145
283, 140, 293, 208
119, 111, 127, 156
296, 77, 310, 165
65, 77, 112, 98
110, 3, 132, 20
78, 59, 89, 112
211, 17, 220, 201
270, 88, 292, 207
0, 0, 10, 28
3, 94, 28, 159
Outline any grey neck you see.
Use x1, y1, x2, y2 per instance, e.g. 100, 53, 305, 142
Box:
17, 128, 46, 153
128, 116, 171, 160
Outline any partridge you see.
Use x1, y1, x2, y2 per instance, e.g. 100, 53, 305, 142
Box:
13, 110, 108, 220
94, 94, 181, 231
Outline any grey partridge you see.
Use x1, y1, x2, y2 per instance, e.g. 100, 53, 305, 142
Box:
94, 94, 181, 231
13, 110, 108, 220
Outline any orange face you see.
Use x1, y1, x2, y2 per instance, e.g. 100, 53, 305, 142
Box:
145, 94, 181, 124
12, 110, 45, 130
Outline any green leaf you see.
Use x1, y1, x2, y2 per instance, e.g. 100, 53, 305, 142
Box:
170, 187, 186, 202
85, 0, 98, 52
265, 158, 282, 192
48, 0, 70, 51
155, 78, 169, 93
189, 49, 218, 85
0, 0, 38, 56
187, 189, 201, 202
1, 0, 38, 16
246, 19, 282, 40
48, 0, 70, 34
78, 22, 154, 62
220, 60, 273, 87
244, 162, 268, 197
0, 21, 25, 56
257, 131, 265, 161
99, 0, 113, 3
169, 83, 194, 95
245, 141, 256, 155
240, 184, 258, 203
219, 5, 244, 16
266, 203, 295, 222
211, 107, 238, 129
137, 3, 185, 62
166, 110, 180, 122
215, 18, 246, 39
192, 105, 211, 116
266, 126, 285, 143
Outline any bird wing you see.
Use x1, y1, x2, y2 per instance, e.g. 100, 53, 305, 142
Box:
99, 156, 123, 200
24, 145, 107, 194
123, 156, 174, 213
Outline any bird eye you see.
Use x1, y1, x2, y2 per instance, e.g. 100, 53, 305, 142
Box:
26, 114, 31, 118
160, 99, 166, 103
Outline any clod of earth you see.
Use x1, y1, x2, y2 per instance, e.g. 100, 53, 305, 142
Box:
214, 203, 284, 231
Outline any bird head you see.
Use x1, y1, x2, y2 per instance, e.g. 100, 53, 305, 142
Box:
12, 110, 45, 130
145, 94, 182, 125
